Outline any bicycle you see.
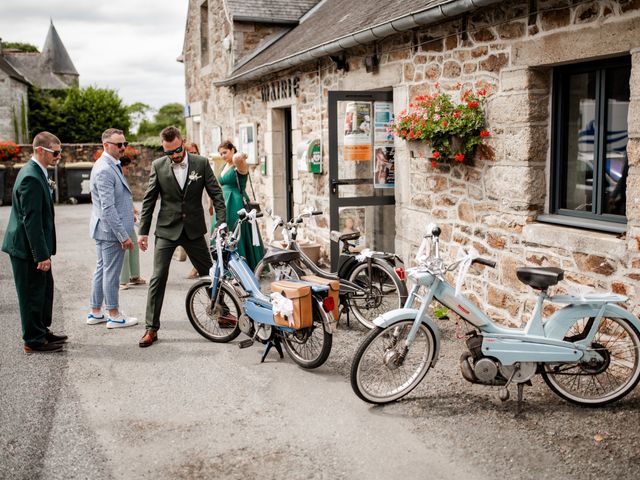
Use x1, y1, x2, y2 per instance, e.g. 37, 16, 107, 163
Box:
350, 224, 640, 410
253, 208, 408, 329
185, 209, 336, 368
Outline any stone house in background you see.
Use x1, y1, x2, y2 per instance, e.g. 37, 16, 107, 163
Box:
183, 0, 640, 323
0, 21, 79, 142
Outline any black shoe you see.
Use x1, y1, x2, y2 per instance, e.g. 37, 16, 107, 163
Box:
24, 342, 64, 353
46, 330, 68, 344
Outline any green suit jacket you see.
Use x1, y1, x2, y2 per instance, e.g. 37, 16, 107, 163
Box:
2, 159, 56, 262
139, 153, 226, 241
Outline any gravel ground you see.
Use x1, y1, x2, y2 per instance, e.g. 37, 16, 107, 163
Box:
327, 317, 640, 480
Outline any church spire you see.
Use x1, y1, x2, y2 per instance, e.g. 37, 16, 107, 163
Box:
42, 20, 78, 76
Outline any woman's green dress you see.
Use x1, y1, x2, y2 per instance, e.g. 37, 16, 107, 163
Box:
213, 166, 265, 270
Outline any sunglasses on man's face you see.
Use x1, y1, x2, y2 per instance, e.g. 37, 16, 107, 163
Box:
41, 146, 62, 157
163, 143, 184, 156
106, 141, 129, 149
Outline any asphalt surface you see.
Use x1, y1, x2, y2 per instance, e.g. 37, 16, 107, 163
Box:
1, 204, 640, 480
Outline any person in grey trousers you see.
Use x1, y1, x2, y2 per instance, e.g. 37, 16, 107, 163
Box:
86, 128, 138, 329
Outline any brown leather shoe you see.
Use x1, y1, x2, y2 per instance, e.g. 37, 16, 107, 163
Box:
218, 314, 237, 328
139, 329, 158, 348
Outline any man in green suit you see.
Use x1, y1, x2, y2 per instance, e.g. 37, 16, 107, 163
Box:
137, 126, 226, 347
2, 131, 67, 353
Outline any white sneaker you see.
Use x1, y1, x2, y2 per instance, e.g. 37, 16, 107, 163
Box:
106, 312, 138, 329
87, 312, 107, 325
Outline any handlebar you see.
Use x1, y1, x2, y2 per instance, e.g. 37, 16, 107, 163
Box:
473, 258, 496, 269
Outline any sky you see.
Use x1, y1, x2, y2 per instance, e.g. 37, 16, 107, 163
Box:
0, 0, 188, 111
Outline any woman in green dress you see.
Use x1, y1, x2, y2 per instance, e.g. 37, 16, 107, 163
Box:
213, 140, 265, 270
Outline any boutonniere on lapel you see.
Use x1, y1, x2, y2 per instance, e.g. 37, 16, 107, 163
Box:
47, 178, 56, 190
188, 171, 201, 182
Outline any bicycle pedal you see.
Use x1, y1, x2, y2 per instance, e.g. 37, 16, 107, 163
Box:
238, 339, 254, 349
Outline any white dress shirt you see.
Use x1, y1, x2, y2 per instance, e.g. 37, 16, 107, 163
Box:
172, 154, 189, 189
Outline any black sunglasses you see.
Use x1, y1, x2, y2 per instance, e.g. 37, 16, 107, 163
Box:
163, 143, 184, 156
41, 146, 62, 157
106, 141, 129, 149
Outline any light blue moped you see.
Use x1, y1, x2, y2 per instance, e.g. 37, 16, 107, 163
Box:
350, 225, 640, 409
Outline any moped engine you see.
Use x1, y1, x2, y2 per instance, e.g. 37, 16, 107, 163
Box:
238, 313, 254, 336
459, 333, 506, 385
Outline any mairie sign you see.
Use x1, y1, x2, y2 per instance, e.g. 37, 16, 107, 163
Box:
261, 77, 300, 102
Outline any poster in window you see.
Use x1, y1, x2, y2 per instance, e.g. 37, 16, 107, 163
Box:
239, 123, 257, 164
343, 102, 372, 161
374, 102, 394, 145
373, 146, 395, 189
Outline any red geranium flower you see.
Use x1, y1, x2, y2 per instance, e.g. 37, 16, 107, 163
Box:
433, 151, 441, 159
468, 100, 479, 109
480, 130, 491, 138
431, 160, 437, 168
454, 153, 465, 162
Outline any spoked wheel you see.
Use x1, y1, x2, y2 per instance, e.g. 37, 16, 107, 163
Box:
541, 316, 640, 406
185, 279, 242, 342
347, 260, 407, 329
282, 300, 332, 369
254, 260, 300, 294
351, 320, 436, 404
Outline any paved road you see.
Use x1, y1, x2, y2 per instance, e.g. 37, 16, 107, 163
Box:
0, 204, 482, 480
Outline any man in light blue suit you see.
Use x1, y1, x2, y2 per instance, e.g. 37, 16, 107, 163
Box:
87, 128, 137, 328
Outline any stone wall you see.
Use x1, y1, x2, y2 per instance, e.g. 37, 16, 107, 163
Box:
0, 143, 162, 204
185, 0, 640, 322
0, 73, 28, 143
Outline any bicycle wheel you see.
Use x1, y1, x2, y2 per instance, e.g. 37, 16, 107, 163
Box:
351, 320, 436, 404
186, 279, 242, 343
541, 316, 640, 406
254, 260, 299, 294
347, 260, 407, 329
282, 300, 332, 369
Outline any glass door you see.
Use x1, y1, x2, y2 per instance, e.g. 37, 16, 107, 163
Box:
328, 90, 395, 270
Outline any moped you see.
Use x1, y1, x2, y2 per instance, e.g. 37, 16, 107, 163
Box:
254, 208, 408, 329
186, 209, 336, 368
350, 224, 640, 409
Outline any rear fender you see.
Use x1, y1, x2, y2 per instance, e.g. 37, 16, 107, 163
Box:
545, 303, 640, 340
373, 308, 441, 366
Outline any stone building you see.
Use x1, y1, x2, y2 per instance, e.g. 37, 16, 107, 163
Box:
183, 0, 640, 323
0, 21, 79, 142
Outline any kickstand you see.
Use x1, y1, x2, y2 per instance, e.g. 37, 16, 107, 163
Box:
516, 383, 525, 417
260, 335, 284, 363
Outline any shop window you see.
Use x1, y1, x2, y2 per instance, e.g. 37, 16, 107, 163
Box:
550, 56, 630, 230
200, 2, 210, 66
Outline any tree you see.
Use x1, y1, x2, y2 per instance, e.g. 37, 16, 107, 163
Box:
135, 102, 185, 140
2, 41, 38, 52
127, 102, 150, 135
28, 86, 131, 143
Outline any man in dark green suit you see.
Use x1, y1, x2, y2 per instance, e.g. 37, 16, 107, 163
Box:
2, 131, 67, 353
137, 126, 226, 347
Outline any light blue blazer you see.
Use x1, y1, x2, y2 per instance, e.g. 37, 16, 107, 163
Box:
89, 154, 134, 242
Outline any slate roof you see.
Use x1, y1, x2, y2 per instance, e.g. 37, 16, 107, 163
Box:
4, 54, 70, 89
42, 21, 78, 76
1, 21, 78, 90
226, 0, 320, 23
0, 55, 30, 85
225, 0, 471, 83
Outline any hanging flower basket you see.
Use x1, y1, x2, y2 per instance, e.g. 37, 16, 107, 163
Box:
390, 83, 491, 168
0, 141, 21, 161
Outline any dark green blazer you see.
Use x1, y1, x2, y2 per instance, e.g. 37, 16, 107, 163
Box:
139, 153, 226, 241
2, 159, 56, 262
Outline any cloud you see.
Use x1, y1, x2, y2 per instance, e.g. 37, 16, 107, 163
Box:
0, 0, 187, 109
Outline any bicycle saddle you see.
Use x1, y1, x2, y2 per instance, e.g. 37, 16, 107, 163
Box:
516, 267, 564, 290
330, 230, 360, 243
262, 247, 301, 264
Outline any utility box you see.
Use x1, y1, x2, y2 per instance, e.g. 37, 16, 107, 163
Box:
65, 162, 94, 203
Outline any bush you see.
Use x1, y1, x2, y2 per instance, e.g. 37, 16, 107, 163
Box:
0, 141, 21, 161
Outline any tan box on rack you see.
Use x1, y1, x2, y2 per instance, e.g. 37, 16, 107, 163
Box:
301, 275, 340, 322
270, 280, 313, 329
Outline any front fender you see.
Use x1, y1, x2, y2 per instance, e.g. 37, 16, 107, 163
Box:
373, 308, 441, 366
545, 303, 640, 340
